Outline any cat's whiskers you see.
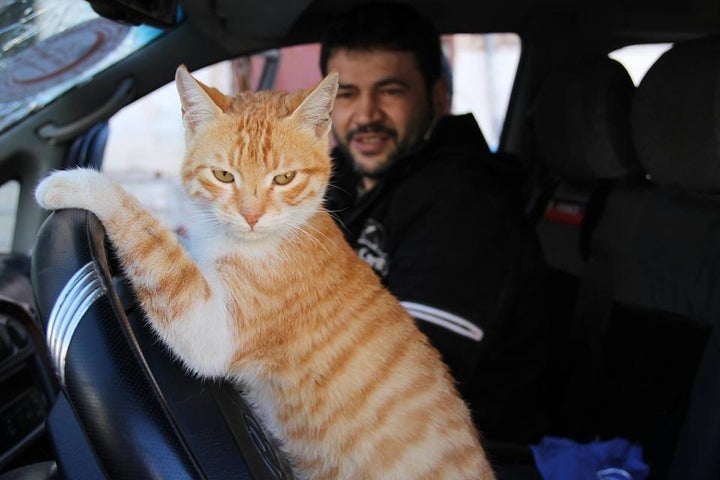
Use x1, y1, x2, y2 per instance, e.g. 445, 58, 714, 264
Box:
316, 206, 348, 233
323, 180, 353, 227
295, 220, 333, 247
186, 201, 223, 227
285, 219, 333, 257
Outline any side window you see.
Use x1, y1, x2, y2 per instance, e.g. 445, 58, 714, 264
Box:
0, 1, 165, 135
609, 43, 673, 85
449, 34, 521, 151
103, 35, 522, 227
103, 63, 234, 229
0, 180, 20, 252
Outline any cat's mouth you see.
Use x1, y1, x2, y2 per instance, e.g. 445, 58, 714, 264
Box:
234, 228, 273, 242
220, 219, 270, 241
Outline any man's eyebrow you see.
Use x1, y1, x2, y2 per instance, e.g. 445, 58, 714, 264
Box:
337, 78, 411, 90
375, 78, 410, 89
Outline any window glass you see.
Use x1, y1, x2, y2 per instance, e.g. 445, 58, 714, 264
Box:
0, 0, 166, 133
450, 34, 521, 151
104, 34, 522, 229
609, 43, 673, 85
0, 180, 19, 252
104, 63, 233, 229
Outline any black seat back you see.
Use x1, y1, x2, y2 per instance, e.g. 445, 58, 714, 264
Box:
31, 209, 294, 479
529, 57, 644, 435
531, 56, 641, 275
566, 35, 720, 480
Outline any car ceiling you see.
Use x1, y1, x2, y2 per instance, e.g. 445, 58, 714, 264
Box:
92, 0, 720, 56
182, 0, 720, 48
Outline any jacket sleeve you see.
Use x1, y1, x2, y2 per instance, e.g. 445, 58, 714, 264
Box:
384, 167, 525, 325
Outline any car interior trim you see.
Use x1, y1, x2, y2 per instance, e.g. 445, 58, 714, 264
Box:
37, 78, 135, 145
401, 301, 484, 341
46, 261, 106, 385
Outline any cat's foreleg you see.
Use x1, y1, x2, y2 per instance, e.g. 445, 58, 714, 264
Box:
35, 168, 237, 378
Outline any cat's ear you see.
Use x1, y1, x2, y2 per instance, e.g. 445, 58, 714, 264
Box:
289, 72, 339, 138
175, 65, 231, 134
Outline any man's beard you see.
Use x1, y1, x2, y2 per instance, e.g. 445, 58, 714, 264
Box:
338, 123, 410, 179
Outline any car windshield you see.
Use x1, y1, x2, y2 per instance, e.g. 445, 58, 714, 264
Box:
0, 0, 165, 134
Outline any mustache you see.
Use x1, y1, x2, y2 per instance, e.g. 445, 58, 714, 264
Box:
346, 124, 397, 142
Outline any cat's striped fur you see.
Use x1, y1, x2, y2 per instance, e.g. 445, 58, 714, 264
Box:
35, 65, 495, 479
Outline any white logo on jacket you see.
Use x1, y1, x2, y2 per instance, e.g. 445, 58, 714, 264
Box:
357, 219, 389, 277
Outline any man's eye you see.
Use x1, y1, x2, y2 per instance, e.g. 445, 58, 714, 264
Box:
336, 90, 354, 99
381, 88, 405, 96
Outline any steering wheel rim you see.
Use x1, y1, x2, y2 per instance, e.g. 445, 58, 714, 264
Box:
31, 208, 294, 479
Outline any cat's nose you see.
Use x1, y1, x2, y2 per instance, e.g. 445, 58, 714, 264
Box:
243, 213, 261, 228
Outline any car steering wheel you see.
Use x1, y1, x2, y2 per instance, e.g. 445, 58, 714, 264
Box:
31, 208, 294, 479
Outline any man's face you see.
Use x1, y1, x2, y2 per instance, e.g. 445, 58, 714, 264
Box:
326, 49, 436, 180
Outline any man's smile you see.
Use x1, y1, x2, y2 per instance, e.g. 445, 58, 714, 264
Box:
348, 126, 396, 156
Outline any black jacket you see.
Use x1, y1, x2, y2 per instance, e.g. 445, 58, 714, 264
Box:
326, 114, 550, 443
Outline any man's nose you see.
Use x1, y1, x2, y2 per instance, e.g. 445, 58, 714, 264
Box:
354, 93, 382, 124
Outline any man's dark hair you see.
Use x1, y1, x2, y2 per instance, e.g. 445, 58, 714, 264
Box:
319, 1, 443, 91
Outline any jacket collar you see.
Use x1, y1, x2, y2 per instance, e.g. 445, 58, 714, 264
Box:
332, 113, 487, 195
327, 114, 489, 228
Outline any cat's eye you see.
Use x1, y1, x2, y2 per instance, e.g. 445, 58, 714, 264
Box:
273, 171, 296, 186
212, 169, 235, 183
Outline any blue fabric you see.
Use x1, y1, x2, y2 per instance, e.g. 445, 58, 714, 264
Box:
530, 437, 650, 480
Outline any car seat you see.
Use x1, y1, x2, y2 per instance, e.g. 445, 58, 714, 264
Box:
528, 57, 645, 437
530, 56, 641, 275
564, 34, 720, 480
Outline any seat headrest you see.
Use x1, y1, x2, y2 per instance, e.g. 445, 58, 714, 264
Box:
534, 57, 640, 180
632, 35, 720, 192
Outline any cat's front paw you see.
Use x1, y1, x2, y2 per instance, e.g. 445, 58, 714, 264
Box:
35, 168, 116, 218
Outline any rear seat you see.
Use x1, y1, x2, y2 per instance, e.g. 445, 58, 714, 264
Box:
562, 35, 720, 480
528, 57, 644, 435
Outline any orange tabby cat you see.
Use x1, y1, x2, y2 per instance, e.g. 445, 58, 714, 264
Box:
35, 65, 495, 480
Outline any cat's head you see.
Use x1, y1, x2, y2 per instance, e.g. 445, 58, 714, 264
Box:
175, 65, 338, 243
